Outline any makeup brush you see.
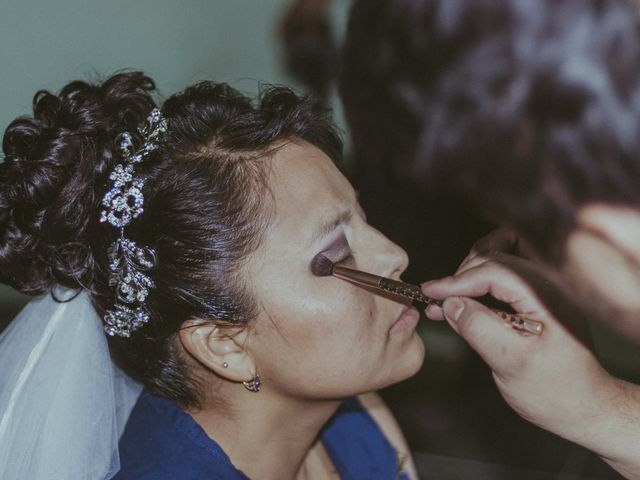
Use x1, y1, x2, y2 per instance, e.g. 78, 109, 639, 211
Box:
311, 254, 544, 336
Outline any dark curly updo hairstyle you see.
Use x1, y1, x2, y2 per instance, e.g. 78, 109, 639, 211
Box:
0, 72, 342, 406
341, 0, 640, 262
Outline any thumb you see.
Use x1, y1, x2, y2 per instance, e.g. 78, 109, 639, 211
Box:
443, 297, 530, 370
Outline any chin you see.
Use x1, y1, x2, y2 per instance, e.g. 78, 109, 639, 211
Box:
390, 334, 426, 384
349, 335, 426, 395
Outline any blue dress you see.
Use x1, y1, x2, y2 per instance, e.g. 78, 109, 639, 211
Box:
114, 392, 410, 480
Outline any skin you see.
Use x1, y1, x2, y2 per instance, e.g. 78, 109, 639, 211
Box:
180, 141, 424, 480
423, 206, 640, 479
563, 205, 640, 342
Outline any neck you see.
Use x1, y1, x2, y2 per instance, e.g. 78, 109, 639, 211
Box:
189, 386, 340, 480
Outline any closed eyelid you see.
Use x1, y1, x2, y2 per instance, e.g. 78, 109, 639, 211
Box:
317, 232, 352, 262
309, 208, 353, 248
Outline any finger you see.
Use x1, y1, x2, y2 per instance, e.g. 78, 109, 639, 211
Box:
425, 303, 444, 321
423, 261, 520, 299
422, 260, 545, 315
456, 252, 490, 275
466, 228, 518, 262
458, 249, 526, 276
442, 297, 537, 373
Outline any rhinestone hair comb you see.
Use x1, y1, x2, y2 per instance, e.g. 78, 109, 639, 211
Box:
99, 109, 167, 338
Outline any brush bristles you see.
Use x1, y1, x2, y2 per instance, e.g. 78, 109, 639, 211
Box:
310, 254, 334, 277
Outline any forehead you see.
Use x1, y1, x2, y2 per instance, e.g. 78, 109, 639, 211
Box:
265, 141, 354, 244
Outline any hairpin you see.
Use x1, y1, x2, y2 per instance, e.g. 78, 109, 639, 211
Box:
99, 109, 167, 338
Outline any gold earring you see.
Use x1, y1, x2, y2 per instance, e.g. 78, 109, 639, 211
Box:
242, 373, 261, 392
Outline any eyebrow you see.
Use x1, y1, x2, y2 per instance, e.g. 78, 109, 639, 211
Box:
308, 207, 353, 247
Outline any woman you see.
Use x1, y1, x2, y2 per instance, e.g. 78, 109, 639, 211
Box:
0, 72, 424, 479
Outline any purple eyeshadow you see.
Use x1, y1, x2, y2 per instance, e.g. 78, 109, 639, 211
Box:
318, 233, 350, 263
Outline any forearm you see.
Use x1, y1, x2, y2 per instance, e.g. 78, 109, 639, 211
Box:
566, 377, 640, 479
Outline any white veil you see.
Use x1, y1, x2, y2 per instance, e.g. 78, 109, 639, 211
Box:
0, 289, 142, 480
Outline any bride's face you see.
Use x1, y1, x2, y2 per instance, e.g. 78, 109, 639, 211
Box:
243, 141, 425, 399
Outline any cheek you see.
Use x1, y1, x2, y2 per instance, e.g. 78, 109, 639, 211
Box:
249, 272, 425, 397
254, 298, 389, 397
252, 279, 381, 370
257, 256, 377, 331
271, 285, 376, 344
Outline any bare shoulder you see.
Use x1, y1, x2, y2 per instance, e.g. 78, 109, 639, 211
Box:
357, 392, 419, 480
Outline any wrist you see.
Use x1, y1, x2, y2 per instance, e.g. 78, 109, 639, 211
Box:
567, 375, 640, 479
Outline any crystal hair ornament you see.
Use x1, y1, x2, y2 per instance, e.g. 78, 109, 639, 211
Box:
99, 109, 167, 337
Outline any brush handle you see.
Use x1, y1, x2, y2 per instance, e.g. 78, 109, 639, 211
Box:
377, 277, 543, 336
331, 265, 543, 335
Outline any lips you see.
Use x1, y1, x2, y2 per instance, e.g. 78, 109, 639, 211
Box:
389, 304, 420, 334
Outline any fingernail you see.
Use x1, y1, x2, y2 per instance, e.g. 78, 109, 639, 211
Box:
444, 298, 465, 322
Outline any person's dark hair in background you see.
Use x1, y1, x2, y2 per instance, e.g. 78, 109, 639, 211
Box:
278, 0, 338, 103
340, 0, 640, 477
340, 0, 640, 264
338, 0, 494, 286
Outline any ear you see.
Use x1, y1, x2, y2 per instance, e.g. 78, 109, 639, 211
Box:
179, 321, 256, 384
577, 203, 640, 265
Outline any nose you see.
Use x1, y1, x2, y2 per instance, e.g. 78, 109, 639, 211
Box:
366, 226, 409, 279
